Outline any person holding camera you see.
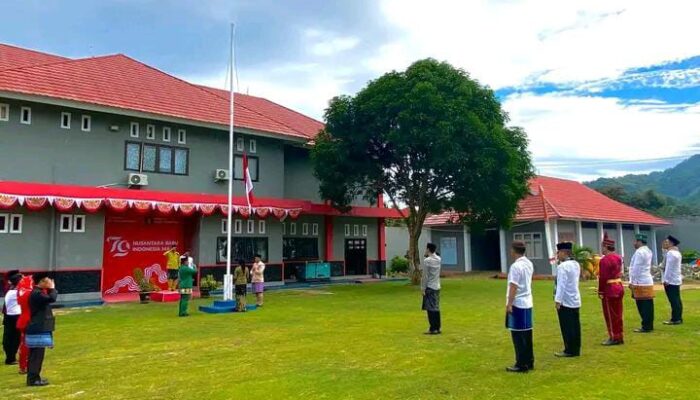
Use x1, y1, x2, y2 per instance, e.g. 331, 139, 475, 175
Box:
26, 272, 57, 387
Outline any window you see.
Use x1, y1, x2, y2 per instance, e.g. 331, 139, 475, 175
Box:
163, 127, 171, 142
234, 219, 243, 234
236, 137, 244, 151
362, 225, 368, 237
282, 222, 286, 235
258, 220, 266, 234
513, 232, 544, 259
312, 223, 319, 236
177, 129, 186, 144
345, 224, 350, 236
217, 237, 268, 264
302, 223, 309, 236
81, 115, 91, 132
290, 222, 297, 235
0, 213, 7, 233
0, 104, 8, 121
130, 122, 140, 137
9, 214, 22, 234
283, 238, 319, 261
249, 139, 257, 153
146, 124, 156, 140
60, 214, 73, 232
247, 219, 255, 234
221, 219, 228, 234
73, 215, 85, 233
20, 107, 31, 125
61, 112, 71, 129
353, 225, 359, 237
124, 142, 188, 175
233, 155, 259, 181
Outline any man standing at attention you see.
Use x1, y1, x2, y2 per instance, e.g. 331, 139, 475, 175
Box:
554, 242, 581, 358
163, 245, 181, 291
629, 234, 654, 333
251, 254, 266, 307
662, 235, 683, 325
598, 235, 625, 345
178, 256, 197, 317
421, 243, 442, 335
505, 241, 534, 373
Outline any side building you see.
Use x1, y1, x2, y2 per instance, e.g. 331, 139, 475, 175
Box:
0, 44, 398, 300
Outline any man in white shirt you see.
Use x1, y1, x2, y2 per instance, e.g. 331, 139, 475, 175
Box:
505, 241, 534, 373
629, 233, 655, 333
554, 242, 581, 357
662, 235, 683, 325
421, 243, 442, 335
3, 271, 23, 365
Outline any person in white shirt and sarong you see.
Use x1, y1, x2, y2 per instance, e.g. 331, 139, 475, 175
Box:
661, 235, 683, 325
421, 243, 442, 335
554, 242, 581, 357
629, 233, 655, 333
505, 241, 534, 373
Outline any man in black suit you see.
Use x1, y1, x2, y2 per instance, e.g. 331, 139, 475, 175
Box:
26, 273, 57, 387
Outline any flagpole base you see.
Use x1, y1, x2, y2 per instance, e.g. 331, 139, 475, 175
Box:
223, 274, 234, 301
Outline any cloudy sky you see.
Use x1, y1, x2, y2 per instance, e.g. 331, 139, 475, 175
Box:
2, 0, 699, 181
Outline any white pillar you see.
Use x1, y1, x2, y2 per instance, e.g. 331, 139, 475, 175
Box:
651, 228, 658, 265
463, 225, 472, 272
499, 228, 508, 273
596, 222, 604, 254
552, 219, 559, 247
576, 221, 583, 247
543, 220, 555, 276
617, 223, 625, 260
634, 224, 640, 234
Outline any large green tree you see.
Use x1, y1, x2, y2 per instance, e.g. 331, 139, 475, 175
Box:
312, 59, 534, 283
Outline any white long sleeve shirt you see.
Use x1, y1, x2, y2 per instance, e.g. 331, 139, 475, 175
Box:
663, 249, 683, 286
421, 254, 442, 291
629, 246, 654, 285
555, 260, 581, 308
506, 256, 533, 309
3, 289, 21, 316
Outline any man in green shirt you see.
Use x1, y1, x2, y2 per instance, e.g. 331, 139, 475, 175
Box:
178, 256, 197, 317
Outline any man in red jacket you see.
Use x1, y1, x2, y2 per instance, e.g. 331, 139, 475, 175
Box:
598, 234, 625, 346
16, 275, 34, 375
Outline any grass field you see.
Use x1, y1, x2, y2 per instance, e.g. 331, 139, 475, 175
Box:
1, 275, 699, 399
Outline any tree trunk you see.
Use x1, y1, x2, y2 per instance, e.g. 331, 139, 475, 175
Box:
407, 224, 422, 285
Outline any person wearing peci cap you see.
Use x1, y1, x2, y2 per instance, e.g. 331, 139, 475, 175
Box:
3, 271, 23, 366
629, 233, 655, 333
598, 234, 625, 345
553, 242, 581, 358
26, 272, 57, 387
661, 235, 683, 325
178, 256, 197, 317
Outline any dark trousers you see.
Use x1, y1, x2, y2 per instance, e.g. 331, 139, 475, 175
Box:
664, 284, 683, 322
510, 330, 534, 369
426, 310, 441, 332
178, 293, 191, 316
27, 347, 46, 383
3, 316, 21, 363
557, 306, 581, 356
635, 299, 654, 331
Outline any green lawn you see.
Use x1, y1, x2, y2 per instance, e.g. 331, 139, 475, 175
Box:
2, 276, 699, 399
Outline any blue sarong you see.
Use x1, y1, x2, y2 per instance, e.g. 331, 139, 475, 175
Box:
506, 306, 533, 331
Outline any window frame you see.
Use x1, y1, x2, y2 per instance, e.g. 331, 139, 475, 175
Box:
247, 219, 255, 234
0, 213, 8, 233
283, 237, 319, 261
162, 126, 171, 142
344, 224, 350, 236
234, 219, 243, 234
124, 141, 189, 176
513, 232, 544, 260
61, 112, 71, 129
146, 124, 156, 140
59, 214, 73, 233
312, 223, 319, 236
353, 224, 359, 237
233, 155, 260, 182
236, 137, 245, 151
0, 103, 8, 121
258, 220, 266, 234
221, 219, 228, 234
177, 129, 187, 144
81, 115, 91, 132
9, 214, 22, 234
290, 222, 297, 235
249, 139, 257, 153
282, 222, 286, 235
20, 106, 31, 125
362, 225, 368, 237
302, 223, 309, 236
130, 122, 140, 138
73, 215, 86, 233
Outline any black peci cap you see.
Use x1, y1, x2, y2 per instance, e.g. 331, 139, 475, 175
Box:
556, 242, 573, 251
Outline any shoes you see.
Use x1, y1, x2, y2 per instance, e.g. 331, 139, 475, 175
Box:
663, 320, 682, 325
179, 314, 189, 317
634, 328, 653, 333
27, 379, 49, 387
505, 365, 529, 373
424, 330, 442, 335
601, 339, 624, 346
554, 352, 577, 358
5, 360, 18, 365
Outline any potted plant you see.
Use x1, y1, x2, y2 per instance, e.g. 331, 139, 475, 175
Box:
199, 274, 219, 299
133, 268, 152, 303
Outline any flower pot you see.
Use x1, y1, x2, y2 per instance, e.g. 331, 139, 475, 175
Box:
139, 292, 150, 304
200, 288, 211, 299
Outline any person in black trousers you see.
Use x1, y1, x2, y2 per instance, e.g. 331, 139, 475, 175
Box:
26, 273, 57, 387
3, 271, 22, 365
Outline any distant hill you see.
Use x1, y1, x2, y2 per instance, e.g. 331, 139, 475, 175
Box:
586, 154, 700, 217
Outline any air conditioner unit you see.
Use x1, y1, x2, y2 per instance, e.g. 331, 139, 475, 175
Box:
214, 169, 230, 182
128, 173, 148, 187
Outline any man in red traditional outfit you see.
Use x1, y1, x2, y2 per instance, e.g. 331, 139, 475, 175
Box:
598, 234, 624, 345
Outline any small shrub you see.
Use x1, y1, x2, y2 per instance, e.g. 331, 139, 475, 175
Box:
133, 268, 151, 292
200, 275, 220, 291
390, 256, 409, 274
681, 249, 700, 264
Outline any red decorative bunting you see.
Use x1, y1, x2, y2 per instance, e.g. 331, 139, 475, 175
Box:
238, 207, 251, 219
81, 199, 102, 213
156, 202, 174, 215
178, 204, 196, 216
287, 208, 302, 220
53, 197, 76, 212
108, 199, 129, 212
219, 205, 229, 216
25, 196, 49, 211
132, 201, 152, 213
199, 204, 217, 216
256, 207, 270, 219
272, 207, 287, 220
0, 194, 18, 210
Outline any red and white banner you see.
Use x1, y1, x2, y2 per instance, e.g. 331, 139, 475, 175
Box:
199, 204, 217, 216
243, 153, 255, 212
54, 197, 76, 212
177, 204, 197, 216
25, 196, 50, 211
155, 202, 174, 215
108, 199, 130, 212
132, 200, 152, 213
81, 199, 103, 213
256, 207, 270, 219
0, 194, 18, 209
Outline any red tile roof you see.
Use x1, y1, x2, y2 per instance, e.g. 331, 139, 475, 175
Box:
425, 176, 669, 226
0, 45, 322, 140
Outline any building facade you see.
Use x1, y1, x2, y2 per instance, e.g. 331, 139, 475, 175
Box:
0, 44, 397, 299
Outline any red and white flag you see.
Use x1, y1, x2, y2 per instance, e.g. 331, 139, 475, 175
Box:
243, 153, 255, 211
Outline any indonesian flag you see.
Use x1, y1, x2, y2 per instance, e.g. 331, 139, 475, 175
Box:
243, 153, 255, 211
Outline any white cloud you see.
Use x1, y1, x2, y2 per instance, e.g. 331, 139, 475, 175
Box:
303, 28, 360, 57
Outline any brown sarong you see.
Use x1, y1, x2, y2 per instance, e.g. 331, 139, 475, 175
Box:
631, 285, 655, 300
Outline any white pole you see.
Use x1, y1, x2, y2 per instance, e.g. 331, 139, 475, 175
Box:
543, 220, 555, 276
651, 228, 658, 266
499, 228, 507, 273
576, 220, 583, 247
617, 223, 625, 261
223, 23, 235, 301
463, 225, 471, 272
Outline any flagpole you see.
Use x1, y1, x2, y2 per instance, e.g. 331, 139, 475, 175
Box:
224, 23, 235, 301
